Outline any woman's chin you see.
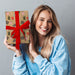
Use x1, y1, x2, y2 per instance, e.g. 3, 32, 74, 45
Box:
38, 33, 47, 37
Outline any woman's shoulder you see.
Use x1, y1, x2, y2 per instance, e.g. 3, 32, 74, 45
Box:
54, 35, 65, 41
50, 35, 69, 59
52, 34, 67, 49
53, 35, 66, 44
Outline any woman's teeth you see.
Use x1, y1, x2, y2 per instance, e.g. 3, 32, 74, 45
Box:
41, 27, 48, 30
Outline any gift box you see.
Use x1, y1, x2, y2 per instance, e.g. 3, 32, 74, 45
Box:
5, 11, 30, 49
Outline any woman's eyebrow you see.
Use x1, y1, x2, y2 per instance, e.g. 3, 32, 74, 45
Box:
39, 17, 51, 20
39, 17, 45, 19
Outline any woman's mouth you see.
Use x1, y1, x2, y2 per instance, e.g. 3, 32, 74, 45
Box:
40, 27, 48, 32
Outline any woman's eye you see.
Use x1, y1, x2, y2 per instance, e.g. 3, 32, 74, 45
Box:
40, 19, 44, 21
48, 20, 52, 23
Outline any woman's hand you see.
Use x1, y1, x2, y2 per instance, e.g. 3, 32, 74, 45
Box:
4, 36, 21, 57
29, 33, 38, 58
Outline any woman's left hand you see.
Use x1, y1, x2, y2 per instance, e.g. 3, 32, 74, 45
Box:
29, 33, 38, 58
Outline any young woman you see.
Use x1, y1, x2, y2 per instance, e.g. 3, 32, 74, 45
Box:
4, 5, 71, 75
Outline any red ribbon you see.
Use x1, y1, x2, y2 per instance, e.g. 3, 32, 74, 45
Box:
6, 11, 30, 50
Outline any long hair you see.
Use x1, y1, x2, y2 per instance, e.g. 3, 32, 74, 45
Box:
27, 5, 60, 61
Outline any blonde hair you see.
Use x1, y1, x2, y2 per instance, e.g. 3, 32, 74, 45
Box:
27, 5, 60, 61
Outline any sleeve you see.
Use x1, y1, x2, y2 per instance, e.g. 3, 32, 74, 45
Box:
12, 44, 30, 75
34, 35, 71, 75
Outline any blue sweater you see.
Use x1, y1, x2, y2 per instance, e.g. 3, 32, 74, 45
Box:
12, 35, 71, 75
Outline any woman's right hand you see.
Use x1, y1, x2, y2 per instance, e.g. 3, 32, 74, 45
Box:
4, 36, 21, 57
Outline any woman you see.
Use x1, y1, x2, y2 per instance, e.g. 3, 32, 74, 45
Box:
4, 5, 71, 75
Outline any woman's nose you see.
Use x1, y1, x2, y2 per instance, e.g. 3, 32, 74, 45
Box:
43, 21, 48, 27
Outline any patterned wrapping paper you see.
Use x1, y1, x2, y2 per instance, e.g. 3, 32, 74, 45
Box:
5, 11, 30, 45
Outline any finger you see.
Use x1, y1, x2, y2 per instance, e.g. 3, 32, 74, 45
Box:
7, 45, 17, 52
4, 36, 18, 52
4, 36, 8, 46
4, 41, 16, 52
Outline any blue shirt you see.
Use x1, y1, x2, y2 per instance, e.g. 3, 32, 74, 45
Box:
12, 35, 71, 75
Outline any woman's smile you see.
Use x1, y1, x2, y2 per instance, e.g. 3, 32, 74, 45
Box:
40, 26, 48, 32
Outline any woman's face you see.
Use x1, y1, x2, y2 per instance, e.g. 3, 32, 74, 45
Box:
35, 10, 52, 37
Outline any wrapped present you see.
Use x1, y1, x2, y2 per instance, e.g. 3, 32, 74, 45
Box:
5, 11, 30, 49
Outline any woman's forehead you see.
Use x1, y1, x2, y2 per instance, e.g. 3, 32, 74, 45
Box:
38, 10, 51, 19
